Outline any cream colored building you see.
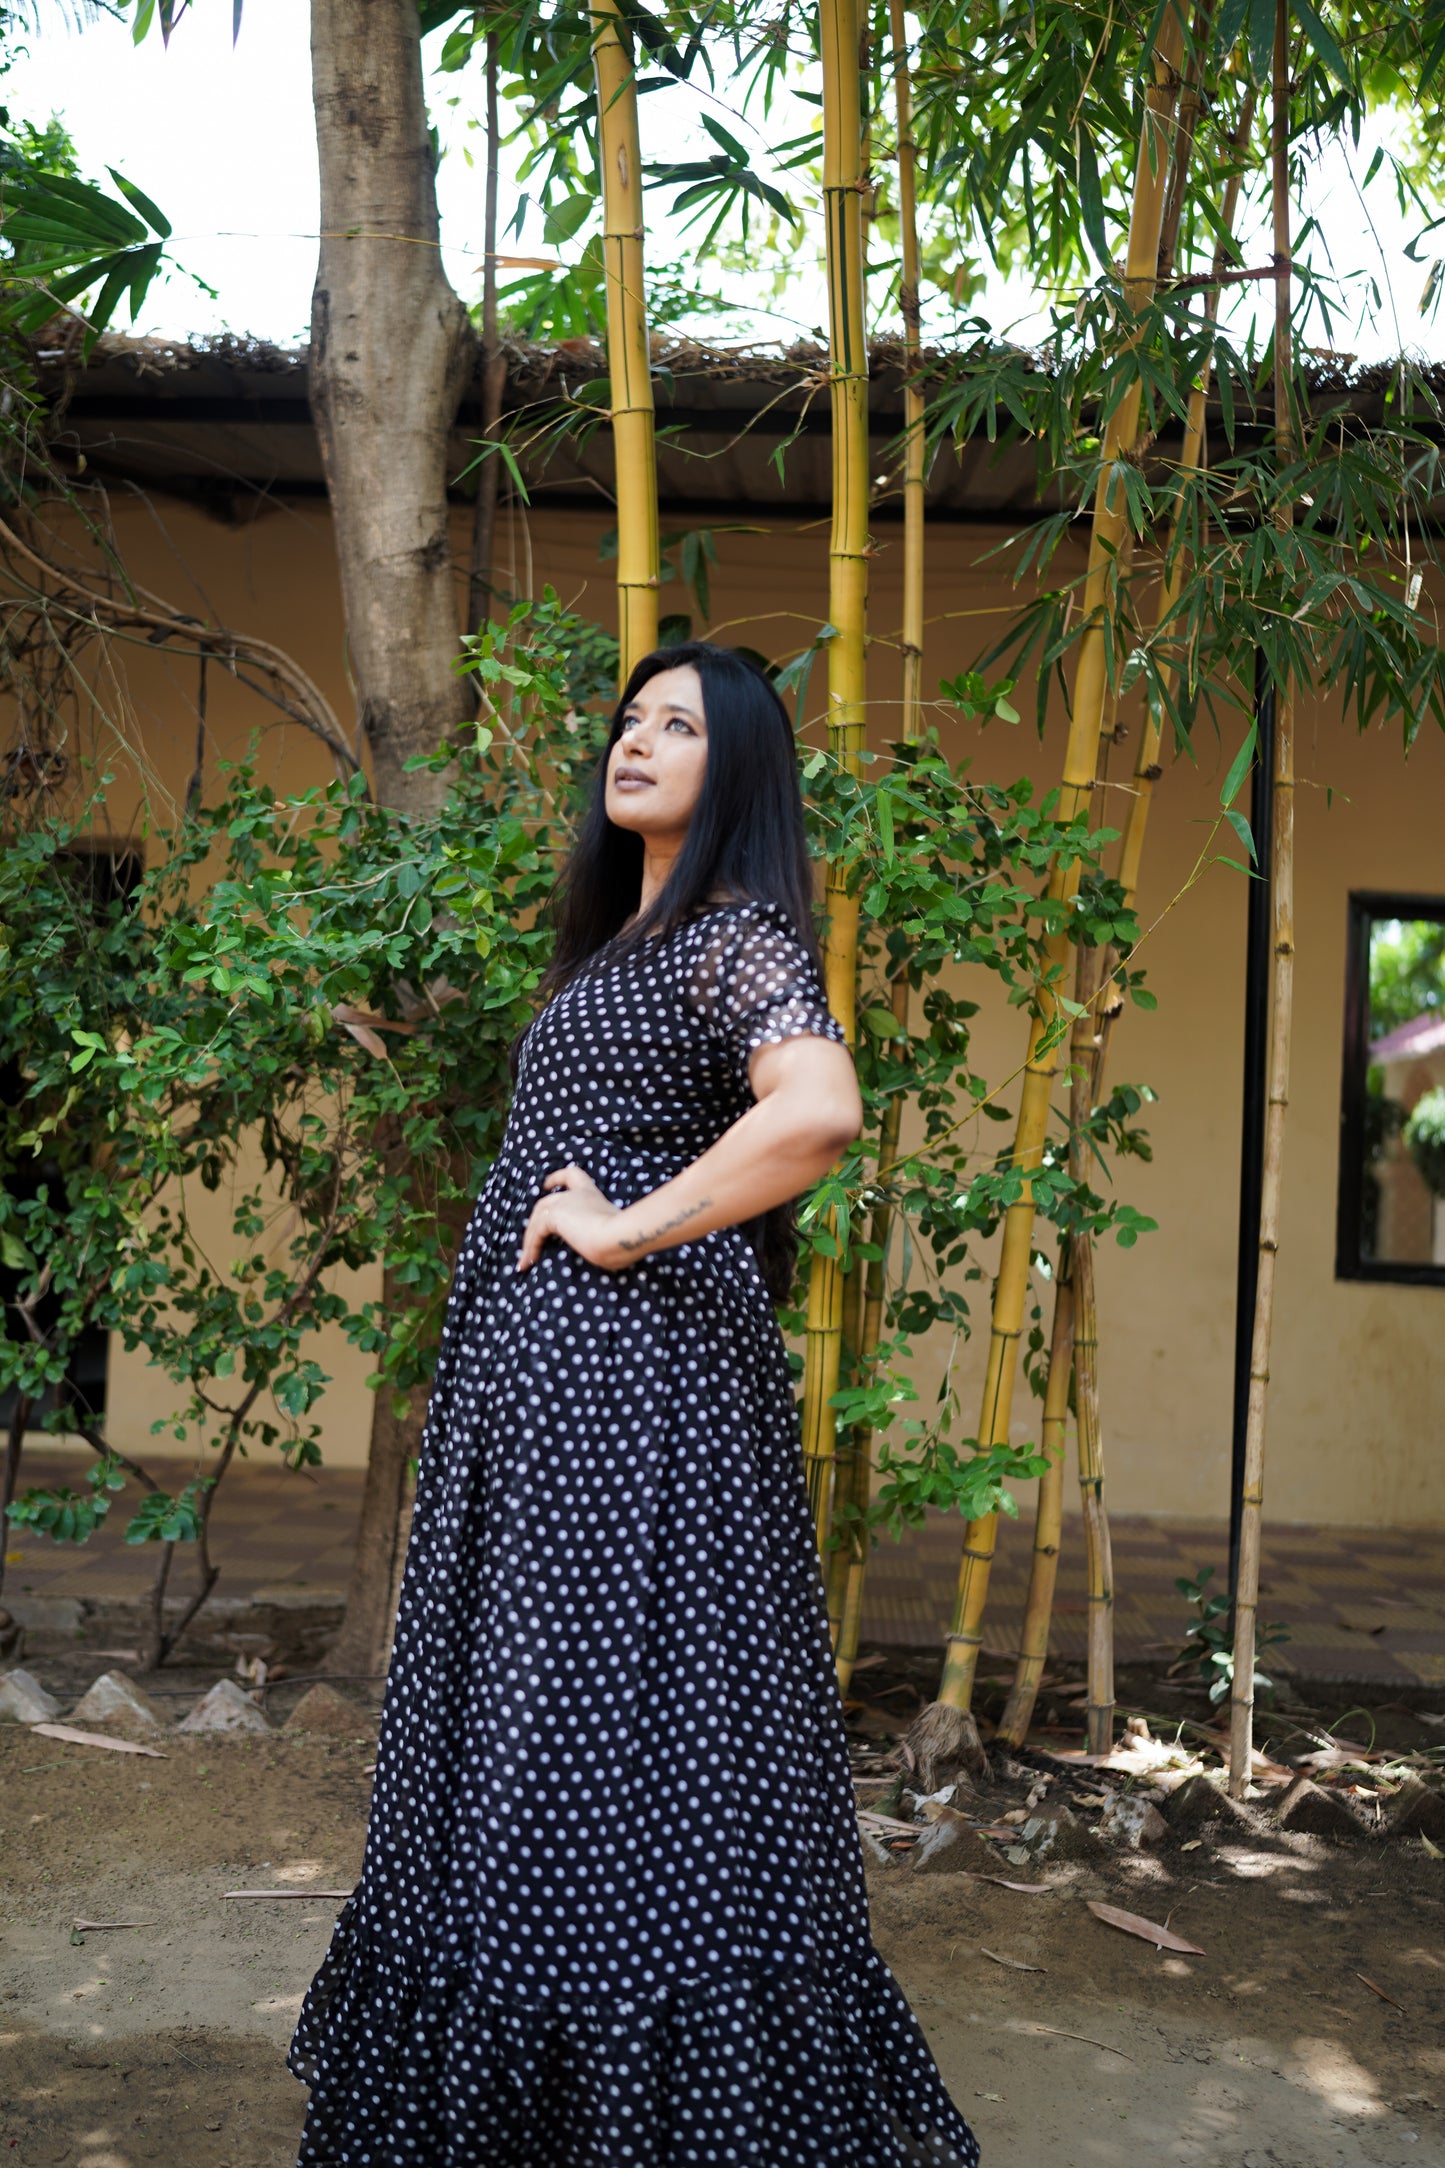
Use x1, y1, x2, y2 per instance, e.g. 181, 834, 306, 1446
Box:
14, 339, 1445, 1532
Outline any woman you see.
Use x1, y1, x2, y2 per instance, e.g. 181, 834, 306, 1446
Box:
289, 642, 979, 2166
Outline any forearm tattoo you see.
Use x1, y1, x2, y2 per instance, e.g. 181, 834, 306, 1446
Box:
616, 1197, 712, 1255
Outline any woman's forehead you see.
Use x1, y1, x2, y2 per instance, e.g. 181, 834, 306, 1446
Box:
630, 663, 705, 718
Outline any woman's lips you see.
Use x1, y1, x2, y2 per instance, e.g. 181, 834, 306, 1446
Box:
613, 771, 654, 790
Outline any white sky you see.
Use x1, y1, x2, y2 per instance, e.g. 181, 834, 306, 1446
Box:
6, 0, 1443, 360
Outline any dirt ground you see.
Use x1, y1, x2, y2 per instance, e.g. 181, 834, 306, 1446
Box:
2, 1634, 1443, 2168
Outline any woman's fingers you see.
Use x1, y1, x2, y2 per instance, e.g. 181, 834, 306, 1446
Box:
542, 1163, 589, 1195
516, 1198, 553, 1272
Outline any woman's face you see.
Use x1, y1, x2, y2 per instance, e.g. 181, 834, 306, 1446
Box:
605, 663, 709, 845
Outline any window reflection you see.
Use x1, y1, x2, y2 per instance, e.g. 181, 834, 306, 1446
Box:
1339, 898, 1445, 1284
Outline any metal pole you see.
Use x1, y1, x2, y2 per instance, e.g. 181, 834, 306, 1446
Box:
1229, 650, 1275, 1599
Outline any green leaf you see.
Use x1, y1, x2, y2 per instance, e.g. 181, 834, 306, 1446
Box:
861, 1005, 904, 1040
1247, 0, 1276, 81
1, 1232, 36, 1274
1292, 0, 1351, 86
1075, 125, 1108, 267
877, 788, 895, 864
543, 192, 594, 246
1219, 723, 1257, 809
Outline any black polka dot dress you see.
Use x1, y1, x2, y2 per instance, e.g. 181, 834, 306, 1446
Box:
288, 901, 980, 2167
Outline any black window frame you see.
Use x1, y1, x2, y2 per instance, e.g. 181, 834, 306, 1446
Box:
1336, 889, 1445, 1288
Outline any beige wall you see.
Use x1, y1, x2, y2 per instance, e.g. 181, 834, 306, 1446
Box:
29, 493, 1445, 1526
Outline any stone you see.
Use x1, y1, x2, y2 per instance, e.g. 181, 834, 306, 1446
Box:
1098, 1792, 1168, 1848
1019, 1802, 1102, 1863
0, 1667, 63, 1722
283, 1682, 372, 1738
5, 1595, 84, 1634
1383, 1777, 1445, 1846
1273, 1774, 1368, 1841
908, 1807, 1008, 1877
250, 1586, 346, 1612
176, 1678, 271, 1735
901, 1702, 988, 1796
860, 1832, 898, 1871
0, 1609, 19, 1660
1163, 1774, 1256, 1840
68, 1670, 166, 1734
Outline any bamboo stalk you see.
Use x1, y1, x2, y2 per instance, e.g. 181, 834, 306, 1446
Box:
889, 0, 924, 747
801, 0, 869, 1545
1229, 0, 1295, 1802
1071, 1225, 1115, 1748
936, 4, 1185, 1715
591, 0, 659, 684
824, 1248, 867, 1658
995, 78, 1257, 1750
827, 0, 925, 1690
830, 970, 909, 1686
995, 1268, 1074, 1739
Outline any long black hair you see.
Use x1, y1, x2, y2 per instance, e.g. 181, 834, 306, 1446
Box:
542, 641, 819, 1301
545, 640, 816, 984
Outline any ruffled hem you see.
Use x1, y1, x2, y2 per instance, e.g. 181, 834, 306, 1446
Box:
288, 1900, 978, 2167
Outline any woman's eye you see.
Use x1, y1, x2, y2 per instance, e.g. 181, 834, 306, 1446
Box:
666, 716, 694, 733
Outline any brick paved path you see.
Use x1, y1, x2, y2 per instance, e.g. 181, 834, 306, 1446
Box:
6, 1449, 1444, 1690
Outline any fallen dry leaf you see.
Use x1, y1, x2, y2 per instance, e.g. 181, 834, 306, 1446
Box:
981, 1948, 1047, 1972
30, 1723, 165, 1760
967, 1875, 1050, 1894
1087, 1901, 1205, 1955
1421, 1833, 1443, 1860
1356, 1973, 1403, 2010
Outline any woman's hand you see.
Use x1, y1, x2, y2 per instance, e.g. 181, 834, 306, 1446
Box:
516, 1164, 624, 1274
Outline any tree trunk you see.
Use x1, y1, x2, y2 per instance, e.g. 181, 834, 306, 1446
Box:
468, 28, 506, 638
310, 0, 476, 816
309, 0, 475, 1676
325, 1320, 420, 1680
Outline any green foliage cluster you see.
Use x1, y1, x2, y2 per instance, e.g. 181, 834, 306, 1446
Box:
1369, 917, 1445, 1038
1, 588, 1159, 1611
1173, 1564, 1290, 1704
0, 598, 585, 1630
1404, 1087, 1445, 1195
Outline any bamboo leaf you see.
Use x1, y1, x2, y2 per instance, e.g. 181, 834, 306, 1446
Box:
1219, 723, 1258, 808
543, 192, 594, 245
1223, 808, 1257, 863
1075, 124, 1109, 267
1291, 0, 1351, 86
1247, 0, 1276, 81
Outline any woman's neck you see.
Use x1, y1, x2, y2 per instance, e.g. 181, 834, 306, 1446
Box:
636, 839, 684, 917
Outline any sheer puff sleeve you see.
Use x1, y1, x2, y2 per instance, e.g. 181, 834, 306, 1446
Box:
686, 902, 846, 1095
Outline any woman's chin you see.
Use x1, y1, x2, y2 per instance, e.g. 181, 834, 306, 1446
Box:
606, 799, 669, 836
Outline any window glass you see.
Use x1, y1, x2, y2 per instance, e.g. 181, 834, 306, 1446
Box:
1338, 896, 1445, 1285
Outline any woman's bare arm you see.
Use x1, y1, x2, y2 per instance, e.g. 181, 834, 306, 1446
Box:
516, 1034, 861, 1274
